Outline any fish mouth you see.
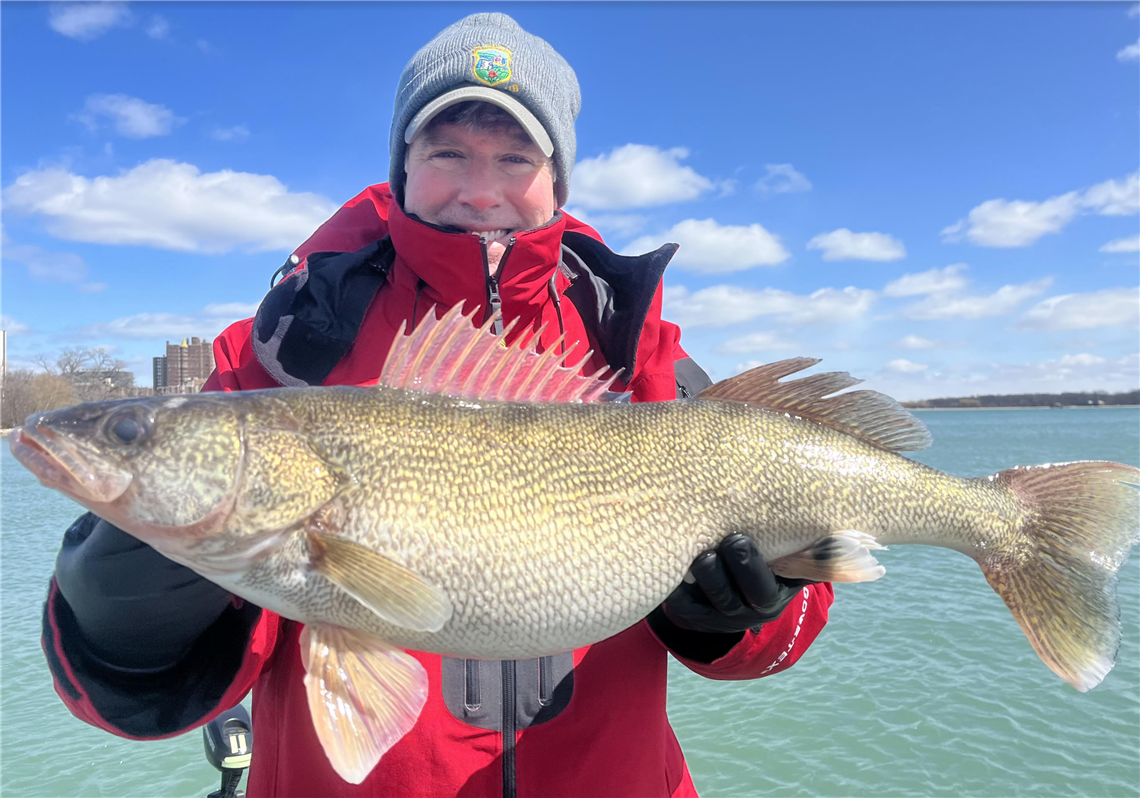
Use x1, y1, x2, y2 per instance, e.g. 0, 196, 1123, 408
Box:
9, 423, 132, 504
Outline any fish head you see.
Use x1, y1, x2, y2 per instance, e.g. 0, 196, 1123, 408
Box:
10, 394, 245, 560
10, 392, 341, 575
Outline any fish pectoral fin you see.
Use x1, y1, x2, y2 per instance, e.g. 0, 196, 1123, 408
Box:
301, 624, 428, 785
307, 532, 453, 632
769, 530, 887, 583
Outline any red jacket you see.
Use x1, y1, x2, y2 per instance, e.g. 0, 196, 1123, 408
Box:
43, 184, 834, 798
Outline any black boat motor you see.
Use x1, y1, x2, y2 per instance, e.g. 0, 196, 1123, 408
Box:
203, 703, 253, 798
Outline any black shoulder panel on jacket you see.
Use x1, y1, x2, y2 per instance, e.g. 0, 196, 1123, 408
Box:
674, 356, 714, 399
561, 231, 678, 378
252, 237, 394, 386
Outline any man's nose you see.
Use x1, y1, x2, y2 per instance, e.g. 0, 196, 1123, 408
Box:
455, 160, 501, 213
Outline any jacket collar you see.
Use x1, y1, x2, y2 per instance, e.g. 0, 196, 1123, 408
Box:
387, 201, 569, 324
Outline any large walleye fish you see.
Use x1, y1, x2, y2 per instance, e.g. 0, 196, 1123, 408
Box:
11, 305, 1139, 783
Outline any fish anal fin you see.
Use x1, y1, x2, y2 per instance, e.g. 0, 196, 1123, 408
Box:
379, 304, 626, 404
769, 530, 887, 583
307, 532, 453, 632
301, 624, 427, 784
698, 358, 932, 452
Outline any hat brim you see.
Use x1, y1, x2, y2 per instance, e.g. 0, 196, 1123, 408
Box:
404, 86, 554, 158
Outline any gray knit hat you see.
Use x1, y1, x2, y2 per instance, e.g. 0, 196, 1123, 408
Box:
389, 13, 581, 208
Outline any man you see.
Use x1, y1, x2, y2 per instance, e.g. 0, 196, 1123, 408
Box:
42, 13, 833, 797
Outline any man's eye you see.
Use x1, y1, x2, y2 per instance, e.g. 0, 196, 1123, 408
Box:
432, 151, 462, 159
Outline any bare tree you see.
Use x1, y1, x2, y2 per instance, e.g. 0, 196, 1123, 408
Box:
1, 370, 78, 428
38, 346, 134, 402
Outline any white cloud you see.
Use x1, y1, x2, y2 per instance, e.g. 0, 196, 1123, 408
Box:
883, 264, 969, 297
806, 228, 906, 262
942, 193, 1080, 247
196, 39, 214, 55
986, 353, 1137, 390
3, 159, 338, 254
79, 303, 261, 340
49, 2, 131, 40
1056, 353, 1107, 367
625, 218, 789, 273
755, 164, 812, 196
210, 125, 251, 143
1100, 235, 1140, 253
3, 244, 85, 282
1, 315, 30, 335
1017, 287, 1140, 331
80, 313, 205, 340
1081, 173, 1140, 216
1117, 38, 1140, 62
714, 332, 799, 354
943, 173, 1139, 247
894, 335, 940, 350
885, 359, 928, 373
900, 278, 1052, 320
146, 15, 171, 40
570, 145, 715, 210
663, 284, 875, 329
874, 353, 1140, 402
1129, 4, 1139, 18
563, 207, 646, 238
2, 243, 104, 291
75, 94, 179, 138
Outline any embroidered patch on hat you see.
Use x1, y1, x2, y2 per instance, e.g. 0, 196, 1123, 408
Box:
472, 46, 512, 87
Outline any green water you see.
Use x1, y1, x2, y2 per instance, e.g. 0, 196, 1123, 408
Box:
2, 408, 1138, 797
672, 408, 1140, 798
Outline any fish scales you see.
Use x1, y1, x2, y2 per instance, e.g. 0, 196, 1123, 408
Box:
223, 385, 1015, 660
11, 305, 1137, 783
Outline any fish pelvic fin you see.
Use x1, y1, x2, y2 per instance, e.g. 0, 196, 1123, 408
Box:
982, 461, 1140, 692
308, 532, 453, 632
301, 624, 428, 784
697, 358, 932, 453
769, 530, 888, 582
379, 303, 626, 403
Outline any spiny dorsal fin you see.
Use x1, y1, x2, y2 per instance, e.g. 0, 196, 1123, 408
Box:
698, 358, 932, 452
380, 304, 624, 403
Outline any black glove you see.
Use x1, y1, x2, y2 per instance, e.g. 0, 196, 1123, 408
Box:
647, 534, 812, 663
54, 513, 234, 671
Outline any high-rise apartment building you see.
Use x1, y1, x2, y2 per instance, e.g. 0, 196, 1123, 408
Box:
153, 337, 214, 393
152, 356, 168, 391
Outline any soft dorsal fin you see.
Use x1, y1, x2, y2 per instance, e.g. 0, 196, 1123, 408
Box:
380, 304, 624, 403
698, 358, 932, 452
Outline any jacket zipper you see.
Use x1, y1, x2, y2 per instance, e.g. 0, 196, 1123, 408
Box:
546, 274, 566, 356
480, 236, 516, 336
501, 660, 517, 798
539, 656, 553, 705
464, 659, 481, 711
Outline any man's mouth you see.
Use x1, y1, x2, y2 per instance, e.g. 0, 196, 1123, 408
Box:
467, 229, 511, 243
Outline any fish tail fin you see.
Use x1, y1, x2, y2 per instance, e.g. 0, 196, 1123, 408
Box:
980, 461, 1139, 692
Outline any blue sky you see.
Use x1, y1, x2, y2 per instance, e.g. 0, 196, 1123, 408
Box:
2, 1, 1138, 401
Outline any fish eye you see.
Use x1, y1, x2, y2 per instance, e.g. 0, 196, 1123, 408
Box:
105, 410, 145, 445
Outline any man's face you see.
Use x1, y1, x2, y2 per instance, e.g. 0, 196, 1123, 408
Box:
403, 120, 556, 274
